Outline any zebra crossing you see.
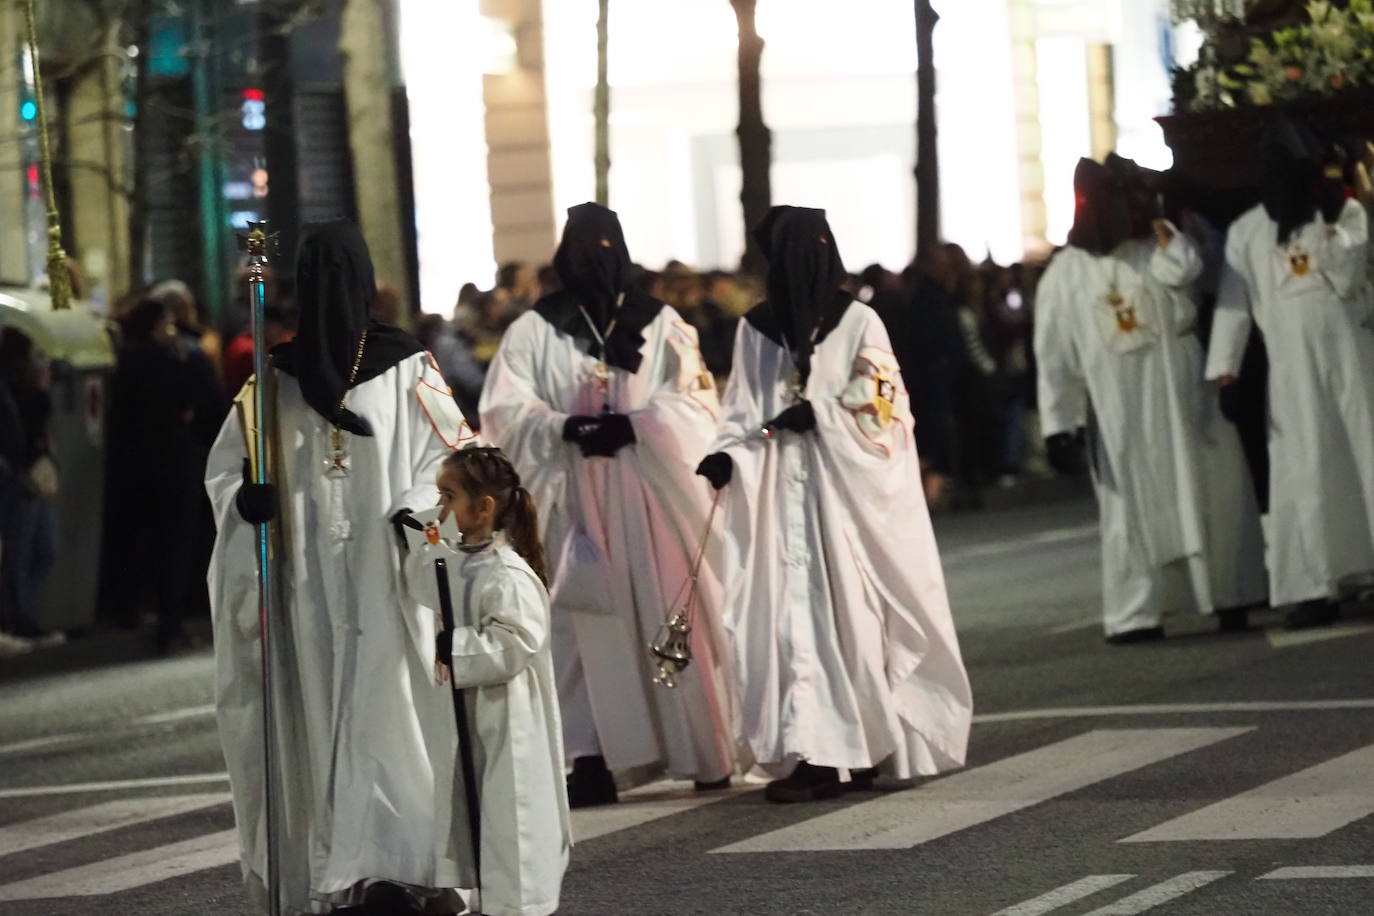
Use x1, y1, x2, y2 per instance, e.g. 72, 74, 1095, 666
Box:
1, 723, 1371, 912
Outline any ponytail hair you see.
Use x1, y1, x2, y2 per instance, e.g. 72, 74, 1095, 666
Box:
442, 447, 550, 588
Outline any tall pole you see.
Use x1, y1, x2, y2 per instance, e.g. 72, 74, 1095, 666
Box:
732, 0, 771, 276
914, 0, 940, 255
241, 222, 282, 916
20, 0, 71, 310
594, 0, 610, 207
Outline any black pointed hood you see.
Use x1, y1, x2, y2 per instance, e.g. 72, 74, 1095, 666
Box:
1067, 158, 1133, 256
745, 205, 849, 382
272, 219, 422, 436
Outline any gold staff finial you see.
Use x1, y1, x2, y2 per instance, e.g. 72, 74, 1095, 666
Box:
20, 0, 72, 311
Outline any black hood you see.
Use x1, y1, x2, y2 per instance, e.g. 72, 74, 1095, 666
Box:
552, 202, 632, 331
1067, 158, 1133, 256
1260, 119, 1323, 244
745, 205, 849, 382
272, 219, 422, 436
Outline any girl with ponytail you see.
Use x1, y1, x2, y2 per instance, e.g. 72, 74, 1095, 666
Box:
406, 445, 571, 916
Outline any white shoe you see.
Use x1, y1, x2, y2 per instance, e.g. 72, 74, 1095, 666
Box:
0, 631, 34, 658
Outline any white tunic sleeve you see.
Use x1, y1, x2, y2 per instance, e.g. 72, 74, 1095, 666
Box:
447, 566, 549, 690
1033, 256, 1088, 438
478, 315, 569, 466
1318, 198, 1370, 300
1149, 224, 1204, 289
708, 321, 769, 459
1205, 223, 1255, 380
396, 355, 473, 516
627, 311, 721, 470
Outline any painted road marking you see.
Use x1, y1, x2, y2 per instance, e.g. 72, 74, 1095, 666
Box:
1079, 872, 1231, 915
973, 699, 1374, 724
0, 793, 231, 858
712, 728, 1249, 853
1122, 743, 1374, 842
1258, 866, 1374, 880
0, 829, 239, 900
990, 875, 1136, 915
0, 773, 229, 800
574, 779, 757, 842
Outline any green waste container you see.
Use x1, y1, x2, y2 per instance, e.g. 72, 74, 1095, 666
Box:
0, 289, 115, 632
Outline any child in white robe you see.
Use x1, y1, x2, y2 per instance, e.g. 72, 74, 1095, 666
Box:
402, 447, 571, 916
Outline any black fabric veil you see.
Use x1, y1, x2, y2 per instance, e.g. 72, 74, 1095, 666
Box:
744, 205, 849, 382
1259, 119, 1323, 244
272, 219, 422, 436
1067, 158, 1133, 256
534, 203, 663, 374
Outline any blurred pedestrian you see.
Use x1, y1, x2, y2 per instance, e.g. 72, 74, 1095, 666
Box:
103, 299, 206, 651
415, 312, 486, 424
696, 206, 971, 802
0, 331, 60, 651
1206, 121, 1374, 630
1037, 157, 1266, 643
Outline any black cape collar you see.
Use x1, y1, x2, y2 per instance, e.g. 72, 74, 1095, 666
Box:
744, 293, 851, 371
533, 288, 665, 374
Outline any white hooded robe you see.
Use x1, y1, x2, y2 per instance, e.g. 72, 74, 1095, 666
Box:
1206, 199, 1374, 605
206, 353, 475, 914
1036, 233, 1268, 635
478, 307, 737, 783
708, 302, 971, 778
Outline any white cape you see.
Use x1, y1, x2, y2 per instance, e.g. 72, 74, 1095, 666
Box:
207, 353, 475, 914
1206, 200, 1374, 605
1035, 234, 1267, 634
709, 302, 971, 779
479, 308, 737, 782
402, 539, 571, 916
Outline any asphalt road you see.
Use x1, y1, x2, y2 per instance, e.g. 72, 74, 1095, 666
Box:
1, 495, 1372, 915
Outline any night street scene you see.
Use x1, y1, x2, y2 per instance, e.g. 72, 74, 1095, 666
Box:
1, 0, 1373, 914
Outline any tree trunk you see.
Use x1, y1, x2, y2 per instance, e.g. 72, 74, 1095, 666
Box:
732, 0, 770, 276
914, 0, 940, 255
594, 0, 610, 207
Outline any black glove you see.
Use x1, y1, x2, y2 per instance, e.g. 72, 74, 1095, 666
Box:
578, 413, 637, 457
563, 415, 604, 444
1046, 431, 1087, 476
391, 509, 422, 550
235, 458, 277, 525
765, 400, 817, 434
435, 628, 453, 666
696, 452, 734, 490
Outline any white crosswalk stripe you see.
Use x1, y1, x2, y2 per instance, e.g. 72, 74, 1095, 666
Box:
1077, 872, 1231, 915
0, 829, 240, 901
1, 726, 1371, 905
990, 875, 1136, 915
1121, 742, 1374, 842
0, 792, 231, 858
711, 728, 1250, 853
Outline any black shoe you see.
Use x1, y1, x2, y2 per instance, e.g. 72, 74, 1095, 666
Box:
1284, 599, 1338, 631
350, 881, 421, 915
846, 767, 879, 791
567, 755, 618, 808
1105, 626, 1165, 645
693, 775, 731, 791
765, 762, 843, 803
1216, 607, 1252, 632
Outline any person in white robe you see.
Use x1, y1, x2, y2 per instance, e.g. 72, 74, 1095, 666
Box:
401, 446, 570, 916
1035, 158, 1268, 643
697, 205, 972, 803
479, 203, 736, 807
206, 221, 477, 915
1206, 121, 1374, 629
